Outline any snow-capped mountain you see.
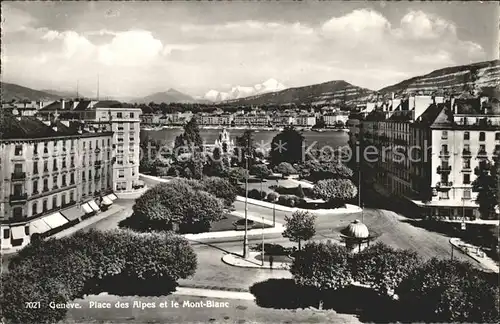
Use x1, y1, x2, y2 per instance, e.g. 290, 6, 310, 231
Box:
204, 78, 286, 102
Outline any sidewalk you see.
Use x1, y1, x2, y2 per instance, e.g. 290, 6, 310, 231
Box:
236, 195, 362, 214
174, 287, 255, 301
183, 226, 284, 241
222, 251, 291, 270
450, 238, 499, 273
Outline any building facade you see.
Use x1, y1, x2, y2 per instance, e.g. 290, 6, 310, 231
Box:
360, 95, 500, 219
0, 112, 115, 250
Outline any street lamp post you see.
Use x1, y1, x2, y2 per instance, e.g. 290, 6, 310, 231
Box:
273, 179, 278, 227
243, 153, 249, 259
261, 216, 265, 266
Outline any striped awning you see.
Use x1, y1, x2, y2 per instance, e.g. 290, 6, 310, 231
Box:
42, 212, 68, 229
81, 203, 94, 214
108, 193, 118, 201
11, 226, 25, 240
30, 218, 51, 234
88, 200, 100, 212
102, 196, 113, 205
61, 206, 84, 221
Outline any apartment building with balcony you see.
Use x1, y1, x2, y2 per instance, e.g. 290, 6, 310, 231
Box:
0, 111, 115, 250
360, 95, 500, 219
198, 112, 234, 126
233, 112, 270, 127
38, 99, 144, 194
323, 111, 350, 126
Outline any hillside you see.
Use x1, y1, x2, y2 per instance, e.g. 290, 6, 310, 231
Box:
377, 59, 500, 99
1, 82, 60, 102
227, 80, 373, 106
132, 88, 198, 104
41, 89, 84, 99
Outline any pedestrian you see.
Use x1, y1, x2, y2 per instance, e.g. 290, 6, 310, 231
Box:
269, 255, 274, 270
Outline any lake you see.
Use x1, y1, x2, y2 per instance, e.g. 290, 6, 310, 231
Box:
141, 128, 349, 150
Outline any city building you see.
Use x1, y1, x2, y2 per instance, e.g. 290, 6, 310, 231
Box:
0, 110, 116, 250
199, 112, 234, 126
295, 114, 316, 127
360, 95, 500, 219
233, 112, 270, 127
323, 111, 350, 127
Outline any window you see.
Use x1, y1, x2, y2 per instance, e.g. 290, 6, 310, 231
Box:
43, 199, 48, 212
118, 170, 125, 178
62, 175, 67, 187
463, 174, 470, 184
13, 207, 23, 219
130, 123, 135, 130
117, 112, 123, 118
44, 142, 48, 153
33, 162, 38, 174
33, 144, 38, 155
108, 139, 111, 146
496, 132, 500, 141
70, 191, 74, 202
88, 170, 92, 179
479, 132, 485, 141
82, 171, 86, 181
441, 131, 448, 139
53, 159, 58, 170
441, 144, 448, 153
43, 179, 49, 192
463, 189, 471, 199
71, 156, 75, 167
15, 145, 23, 156
33, 180, 38, 194
14, 163, 23, 174
71, 139, 75, 148
83, 141, 86, 149
439, 191, 449, 199
129, 136, 135, 142
117, 123, 124, 130
464, 132, 470, 140
24, 226, 29, 236
479, 144, 486, 151
13, 184, 22, 195
62, 158, 66, 169
32, 202, 37, 215
70, 173, 75, 184
3, 229, 10, 239
61, 193, 66, 206
43, 161, 48, 172
130, 112, 134, 118
463, 159, 471, 169
53, 175, 58, 188
90, 141, 92, 150
117, 158, 123, 165
52, 196, 58, 208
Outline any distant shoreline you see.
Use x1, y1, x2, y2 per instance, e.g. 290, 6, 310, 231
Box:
141, 126, 347, 132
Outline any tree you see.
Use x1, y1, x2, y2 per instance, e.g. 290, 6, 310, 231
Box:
351, 242, 421, 295
270, 126, 305, 165
313, 178, 357, 207
397, 258, 499, 323
472, 159, 498, 219
296, 184, 305, 198
250, 164, 272, 192
275, 162, 297, 177
228, 167, 248, 185
300, 160, 353, 182
282, 211, 316, 250
234, 130, 256, 168
131, 181, 224, 232
290, 242, 352, 309
201, 177, 237, 207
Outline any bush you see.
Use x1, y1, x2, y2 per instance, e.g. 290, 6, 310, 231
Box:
200, 177, 237, 207
267, 191, 279, 202
351, 242, 422, 295
275, 162, 297, 176
1, 230, 198, 324
296, 185, 305, 198
291, 242, 352, 308
235, 219, 255, 226
248, 189, 263, 200
313, 179, 357, 207
396, 258, 500, 323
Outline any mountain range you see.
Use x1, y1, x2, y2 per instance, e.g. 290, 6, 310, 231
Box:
204, 78, 287, 102
2, 59, 499, 106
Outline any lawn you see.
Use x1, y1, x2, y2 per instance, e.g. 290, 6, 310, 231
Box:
211, 214, 272, 232
66, 294, 360, 324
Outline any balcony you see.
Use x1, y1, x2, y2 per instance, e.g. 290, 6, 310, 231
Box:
436, 181, 453, 190
462, 149, 472, 156
11, 172, 26, 181
477, 150, 488, 158
10, 193, 28, 204
439, 151, 450, 158
437, 165, 452, 174
95, 161, 102, 168
33, 152, 39, 159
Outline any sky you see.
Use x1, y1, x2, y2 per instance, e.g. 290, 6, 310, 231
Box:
2, 1, 499, 98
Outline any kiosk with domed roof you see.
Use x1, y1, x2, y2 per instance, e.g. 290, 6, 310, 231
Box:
340, 219, 379, 253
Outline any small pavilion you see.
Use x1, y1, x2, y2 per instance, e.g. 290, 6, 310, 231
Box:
339, 219, 379, 253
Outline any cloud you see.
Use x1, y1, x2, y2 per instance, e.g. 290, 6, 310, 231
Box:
395, 10, 457, 40
321, 9, 391, 39
413, 50, 454, 65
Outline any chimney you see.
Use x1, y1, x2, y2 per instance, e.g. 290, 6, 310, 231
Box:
61, 99, 65, 110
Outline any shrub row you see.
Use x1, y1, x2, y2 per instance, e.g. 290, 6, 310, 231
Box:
2, 229, 197, 324
291, 241, 499, 323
